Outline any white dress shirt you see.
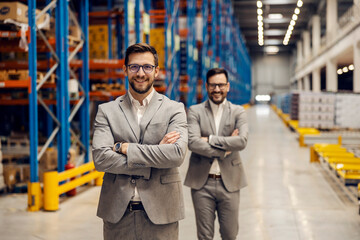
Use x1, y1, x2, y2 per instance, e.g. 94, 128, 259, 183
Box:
128, 88, 155, 201
209, 99, 227, 175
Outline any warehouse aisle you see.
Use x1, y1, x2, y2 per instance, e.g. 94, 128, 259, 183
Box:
1, 104, 360, 240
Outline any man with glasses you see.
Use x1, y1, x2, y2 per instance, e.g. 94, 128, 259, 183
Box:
184, 68, 248, 240
92, 43, 188, 239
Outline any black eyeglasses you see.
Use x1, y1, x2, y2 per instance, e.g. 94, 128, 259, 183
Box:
127, 64, 156, 73
208, 83, 227, 90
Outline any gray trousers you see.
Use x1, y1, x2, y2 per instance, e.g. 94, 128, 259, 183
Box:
191, 178, 240, 240
103, 209, 179, 240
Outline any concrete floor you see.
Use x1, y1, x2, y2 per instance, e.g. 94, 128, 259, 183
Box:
1, 104, 360, 240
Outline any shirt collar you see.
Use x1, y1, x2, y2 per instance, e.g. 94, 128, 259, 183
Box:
128, 88, 155, 108
209, 98, 227, 113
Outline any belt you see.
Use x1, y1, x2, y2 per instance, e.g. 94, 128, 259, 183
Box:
127, 201, 145, 211
208, 174, 221, 179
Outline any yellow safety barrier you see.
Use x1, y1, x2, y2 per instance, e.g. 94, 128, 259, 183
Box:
310, 142, 343, 163
43, 161, 104, 211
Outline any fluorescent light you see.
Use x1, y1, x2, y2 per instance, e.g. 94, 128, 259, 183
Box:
337, 69, 343, 75
257, 9, 263, 15
349, 64, 354, 70
257, 1, 262, 8
295, 8, 300, 14
265, 46, 279, 54
297, 0, 303, 7
255, 95, 271, 101
258, 15, 263, 21
268, 13, 283, 19
292, 14, 298, 21
290, 20, 296, 26
343, 67, 348, 73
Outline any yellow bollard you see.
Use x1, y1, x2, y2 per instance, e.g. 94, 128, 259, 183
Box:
338, 135, 342, 145
27, 182, 42, 211
310, 146, 319, 163
43, 171, 59, 211
95, 173, 104, 186
299, 134, 306, 147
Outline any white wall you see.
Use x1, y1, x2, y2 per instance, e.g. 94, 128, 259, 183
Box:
251, 53, 292, 98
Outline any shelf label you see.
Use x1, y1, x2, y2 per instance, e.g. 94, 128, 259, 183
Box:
175, 35, 180, 51
205, 57, 210, 68
194, 48, 198, 61
166, 29, 171, 47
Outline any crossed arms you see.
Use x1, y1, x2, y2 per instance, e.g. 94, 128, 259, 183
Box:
187, 106, 248, 160
92, 103, 188, 178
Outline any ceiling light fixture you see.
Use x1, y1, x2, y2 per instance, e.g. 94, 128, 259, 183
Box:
268, 13, 283, 19
337, 69, 343, 75
283, 0, 303, 46
343, 67, 349, 73
265, 46, 279, 54
349, 64, 354, 70
257, 1, 264, 46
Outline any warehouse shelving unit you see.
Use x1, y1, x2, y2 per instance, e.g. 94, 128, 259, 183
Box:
0, 0, 90, 210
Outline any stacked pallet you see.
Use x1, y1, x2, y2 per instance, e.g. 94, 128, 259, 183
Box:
299, 92, 335, 129
335, 94, 360, 129
0, 69, 55, 83
290, 92, 299, 120
149, 28, 165, 69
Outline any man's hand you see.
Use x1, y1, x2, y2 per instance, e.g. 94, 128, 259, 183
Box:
121, 143, 129, 155
160, 131, 180, 145
201, 137, 208, 142
231, 129, 239, 136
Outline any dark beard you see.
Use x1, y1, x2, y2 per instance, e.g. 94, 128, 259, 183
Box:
129, 79, 153, 94
209, 93, 226, 104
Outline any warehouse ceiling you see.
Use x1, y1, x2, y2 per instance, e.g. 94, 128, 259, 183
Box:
232, 0, 354, 55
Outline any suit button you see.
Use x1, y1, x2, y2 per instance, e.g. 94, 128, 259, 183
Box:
131, 179, 136, 184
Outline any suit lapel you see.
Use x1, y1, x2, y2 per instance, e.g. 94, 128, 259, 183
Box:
139, 91, 164, 141
118, 94, 140, 142
205, 100, 216, 135
218, 101, 230, 135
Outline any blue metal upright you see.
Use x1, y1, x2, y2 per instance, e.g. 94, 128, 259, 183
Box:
56, 0, 70, 172
108, 0, 113, 59
164, 0, 169, 90
187, 0, 197, 107
201, 0, 209, 101
80, 0, 90, 163
135, 0, 141, 43
28, 0, 38, 183
124, 0, 129, 90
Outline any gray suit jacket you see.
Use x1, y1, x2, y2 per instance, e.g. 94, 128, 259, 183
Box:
92, 91, 188, 224
184, 100, 248, 192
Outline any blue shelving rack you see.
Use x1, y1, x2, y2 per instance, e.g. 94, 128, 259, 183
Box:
27, 0, 90, 211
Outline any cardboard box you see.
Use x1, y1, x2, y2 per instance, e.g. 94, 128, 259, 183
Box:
0, 2, 47, 26
39, 147, 57, 170
0, 2, 28, 23
3, 165, 19, 188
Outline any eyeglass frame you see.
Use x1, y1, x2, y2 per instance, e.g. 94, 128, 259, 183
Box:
126, 64, 157, 74
207, 83, 228, 90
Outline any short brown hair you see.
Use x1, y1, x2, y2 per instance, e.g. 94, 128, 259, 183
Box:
125, 43, 159, 67
206, 68, 228, 84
